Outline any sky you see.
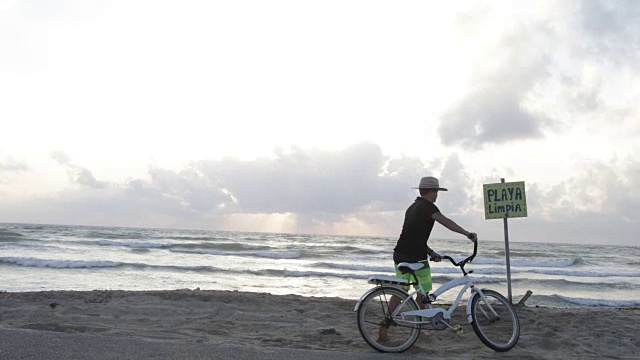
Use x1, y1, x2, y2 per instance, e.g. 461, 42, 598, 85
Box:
1, 0, 638, 246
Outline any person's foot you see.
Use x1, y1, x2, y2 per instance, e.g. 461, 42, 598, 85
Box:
420, 329, 435, 337
378, 322, 389, 342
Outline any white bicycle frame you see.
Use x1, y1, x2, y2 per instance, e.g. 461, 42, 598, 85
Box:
359, 273, 499, 325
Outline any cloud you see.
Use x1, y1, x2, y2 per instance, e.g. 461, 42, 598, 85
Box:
439, 16, 552, 148
439, 0, 640, 149
147, 167, 234, 214
439, 88, 547, 148
50, 151, 108, 189
575, 0, 640, 64
2, 144, 639, 245
554, 0, 640, 119
0, 156, 28, 172
506, 154, 640, 244
430, 151, 640, 245
3, 144, 440, 231
0, 155, 28, 189
194, 143, 412, 216
1, 1, 638, 247
437, 154, 477, 216
50, 151, 71, 165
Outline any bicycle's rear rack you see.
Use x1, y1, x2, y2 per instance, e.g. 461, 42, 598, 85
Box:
367, 275, 409, 286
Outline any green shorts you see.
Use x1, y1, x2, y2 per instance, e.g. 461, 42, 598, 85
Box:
395, 260, 432, 292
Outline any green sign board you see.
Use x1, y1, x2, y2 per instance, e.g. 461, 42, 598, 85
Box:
483, 181, 527, 219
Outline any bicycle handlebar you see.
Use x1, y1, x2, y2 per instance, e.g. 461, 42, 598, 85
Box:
442, 240, 477, 269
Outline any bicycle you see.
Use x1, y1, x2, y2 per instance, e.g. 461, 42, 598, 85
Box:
354, 241, 520, 353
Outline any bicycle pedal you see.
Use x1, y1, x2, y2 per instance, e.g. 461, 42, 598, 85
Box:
450, 324, 464, 334
421, 294, 436, 304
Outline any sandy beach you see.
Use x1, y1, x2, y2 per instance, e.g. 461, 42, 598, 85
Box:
0, 289, 638, 359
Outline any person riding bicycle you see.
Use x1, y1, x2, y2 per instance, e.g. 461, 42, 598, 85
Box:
379, 176, 478, 342
393, 176, 478, 302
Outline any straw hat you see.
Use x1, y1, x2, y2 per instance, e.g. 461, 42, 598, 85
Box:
412, 176, 448, 191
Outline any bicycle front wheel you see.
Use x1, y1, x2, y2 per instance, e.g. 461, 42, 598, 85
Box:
470, 289, 520, 351
356, 286, 421, 353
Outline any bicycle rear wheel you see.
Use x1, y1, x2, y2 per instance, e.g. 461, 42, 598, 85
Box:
356, 286, 421, 353
470, 289, 520, 351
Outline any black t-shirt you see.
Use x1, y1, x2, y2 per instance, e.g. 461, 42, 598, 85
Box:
393, 197, 440, 263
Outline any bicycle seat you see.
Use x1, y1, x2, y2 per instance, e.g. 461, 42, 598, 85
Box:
397, 262, 426, 274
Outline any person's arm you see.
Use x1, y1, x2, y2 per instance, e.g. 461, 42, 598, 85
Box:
426, 244, 433, 255
428, 248, 443, 262
432, 212, 477, 242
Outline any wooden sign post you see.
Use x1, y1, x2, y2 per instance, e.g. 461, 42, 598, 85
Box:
483, 179, 527, 303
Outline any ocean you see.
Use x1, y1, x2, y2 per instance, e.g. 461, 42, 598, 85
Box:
1, 223, 639, 308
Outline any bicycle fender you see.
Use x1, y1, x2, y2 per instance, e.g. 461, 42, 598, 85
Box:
466, 289, 485, 323
353, 287, 381, 312
354, 285, 407, 312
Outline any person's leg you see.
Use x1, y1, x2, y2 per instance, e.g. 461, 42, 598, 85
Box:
415, 261, 433, 301
388, 294, 401, 312
379, 265, 412, 341
380, 261, 434, 341
414, 263, 435, 336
